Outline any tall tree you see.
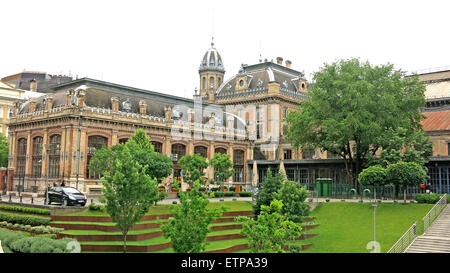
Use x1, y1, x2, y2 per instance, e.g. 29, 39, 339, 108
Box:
0, 135, 9, 167
209, 153, 234, 192
178, 154, 208, 185
287, 58, 427, 186
386, 162, 428, 203
160, 181, 223, 253
89, 129, 173, 182
101, 145, 159, 252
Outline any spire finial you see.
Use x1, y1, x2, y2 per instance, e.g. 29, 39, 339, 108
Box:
211, 36, 214, 47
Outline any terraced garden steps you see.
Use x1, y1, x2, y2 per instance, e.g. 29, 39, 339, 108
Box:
50, 210, 253, 223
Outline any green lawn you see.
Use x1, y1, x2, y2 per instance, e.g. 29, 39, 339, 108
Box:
299, 202, 434, 253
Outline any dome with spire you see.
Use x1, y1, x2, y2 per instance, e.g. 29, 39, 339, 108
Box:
199, 38, 225, 73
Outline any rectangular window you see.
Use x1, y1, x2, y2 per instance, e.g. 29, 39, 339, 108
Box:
284, 149, 292, 160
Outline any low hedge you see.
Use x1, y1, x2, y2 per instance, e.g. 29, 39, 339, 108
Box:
0, 206, 51, 216
415, 193, 443, 204
0, 228, 78, 253
238, 191, 252, 197
0, 211, 50, 226
0, 221, 64, 234
213, 192, 235, 197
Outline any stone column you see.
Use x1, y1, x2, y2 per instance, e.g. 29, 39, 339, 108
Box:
111, 130, 118, 146
25, 130, 32, 177
41, 129, 48, 176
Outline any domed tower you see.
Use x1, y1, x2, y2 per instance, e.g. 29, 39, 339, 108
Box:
199, 38, 225, 102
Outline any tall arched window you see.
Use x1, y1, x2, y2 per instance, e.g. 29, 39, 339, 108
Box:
32, 137, 43, 178
48, 135, 61, 178
171, 144, 186, 161
152, 142, 163, 154
194, 146, 207, 158
202, 77, 206, 90
233, 149, 245, 182
215, 147, 227, 155
17, 138, 27, 177
209, 77, 214, 90
87, 136, 108, 179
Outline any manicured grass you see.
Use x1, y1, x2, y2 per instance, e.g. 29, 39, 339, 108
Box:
61, 227, 162, 236
300, 202, 434, 253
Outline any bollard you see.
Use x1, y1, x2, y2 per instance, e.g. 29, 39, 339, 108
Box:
91, 199, 94, 204
31, 197, 34, 204
8, 195, 12, 203
20, 196, 23, 203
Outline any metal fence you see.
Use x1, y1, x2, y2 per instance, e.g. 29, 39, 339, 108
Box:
387, 222, 418, 253
299, 183, 425, 200
422, 193, 447, 233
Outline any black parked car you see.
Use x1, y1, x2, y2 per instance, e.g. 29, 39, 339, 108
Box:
45, 187, 87, 206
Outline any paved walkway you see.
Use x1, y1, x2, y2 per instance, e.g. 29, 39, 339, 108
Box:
405, 205, 450, 253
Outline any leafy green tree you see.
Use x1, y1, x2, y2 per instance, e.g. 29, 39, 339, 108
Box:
0, 135, 9, 167
178, 154, 208, 185
369, 128, 432, 168
160, 181, 223, 253
89, 129, 173, 182
209, 153, 234, 192
101, 145, 159, 252
286, 58, 427, 186
275, 181, 310, 223
237, 200, 303, 253
386, 162, 428, 203
126, 129, 173, 182
358, 166, 387, 200
253, 169, 284, 217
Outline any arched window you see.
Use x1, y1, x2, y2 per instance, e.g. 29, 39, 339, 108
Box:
215, 147, 227, 155
32, 137, 43, 178
194, 146, 207, 158
171, 144, 186, 161
202, 77, 206, 90
233, 149, 245, 182
17, 138, 27, 177
152, 142, 163, 154
87, 136, 108, 179
48, 135, 61, 178
209, 77, 214, 90
119, 138, 128, 144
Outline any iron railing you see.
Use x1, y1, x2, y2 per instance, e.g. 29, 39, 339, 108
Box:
422, 193, 447, 233
387, 222, 418, 253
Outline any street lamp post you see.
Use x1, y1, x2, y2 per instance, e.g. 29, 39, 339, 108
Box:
372, 203, 377, 243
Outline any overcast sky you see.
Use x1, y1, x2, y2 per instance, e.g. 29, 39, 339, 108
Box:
1, 0, 449, 98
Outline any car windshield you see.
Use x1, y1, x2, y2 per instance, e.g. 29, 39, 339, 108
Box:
63, 188, 81, 194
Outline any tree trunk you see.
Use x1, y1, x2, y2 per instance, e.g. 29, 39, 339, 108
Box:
374, 188, 377, 201
403, 188, 406, 204
123, 231, 128, 253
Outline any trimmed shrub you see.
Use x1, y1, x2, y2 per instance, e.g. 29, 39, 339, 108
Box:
88, 203, 105, 212
0, 228, 77, 253
0, 205, 50, 215
415, 193, 442, 204
238, 191, 252, 197
0, 211, 50, 226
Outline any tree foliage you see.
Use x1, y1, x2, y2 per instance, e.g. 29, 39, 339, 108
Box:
178, 154, 208, 185
160, 181, 223, 253
286, 58, 427, 186
253, 169, 284, 217
358, 166, 387, 187
0, 135, 8, 168
275, 181, 310, 223
386, 162, 428, 203
237, 200, 303, 253
209, 153, 234, 191
89, 129, 173, 182
101, 145, 159, 252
